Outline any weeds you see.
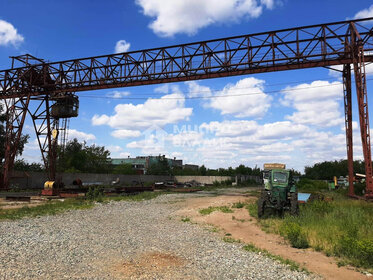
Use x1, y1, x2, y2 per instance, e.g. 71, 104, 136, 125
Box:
0, 199, 94, 220
247, 192, 373, 270
223, 236, 241, 243
242, 243, 307, 272
232, 201, 245, 208
279, 221, 309, 249
181, 217, 191, 222
199, 206, 234, 215
0, 191, 165, 221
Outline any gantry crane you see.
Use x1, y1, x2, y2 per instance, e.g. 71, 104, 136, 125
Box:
1, 18, 373, 199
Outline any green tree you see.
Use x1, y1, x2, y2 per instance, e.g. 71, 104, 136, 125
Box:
147, 157, 171, 175
13, 159, 44, 172
57, 138, 111, 173
0, 104, 29, 163
199, 165, 207, 176
113, 163, 136, 175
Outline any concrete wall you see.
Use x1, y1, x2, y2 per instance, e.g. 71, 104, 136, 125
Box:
174, 176, 232, 185
9, 171, 260, 189
9, 171, 172, 189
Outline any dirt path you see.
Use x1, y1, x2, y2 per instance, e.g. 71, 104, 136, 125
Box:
175, 193, 369, 280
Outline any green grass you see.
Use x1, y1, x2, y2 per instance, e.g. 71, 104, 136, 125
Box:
232, 201, 246, 208
223, 236, 241, 243
0, 191, 166, 221
103, 191, 165, 202
199, 205, 234, 215
248, 191, 373, 270
181, 217, 191, 222
0, 199, 94, 220
242, 243, 307, 273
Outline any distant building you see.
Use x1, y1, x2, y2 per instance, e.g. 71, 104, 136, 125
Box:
183, 164, 199, 171
110, 155, 183, 174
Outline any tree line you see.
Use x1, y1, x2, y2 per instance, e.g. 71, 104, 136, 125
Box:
304, 159, 366, 180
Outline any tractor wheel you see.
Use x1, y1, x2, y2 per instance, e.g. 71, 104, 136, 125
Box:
290, 192, 299, 216
257, 191, 267, 218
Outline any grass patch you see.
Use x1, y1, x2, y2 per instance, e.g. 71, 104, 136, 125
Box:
247, 189, 373, 270
243, 243, 306, 272
0, 191, 166, 221
104, 191, 165, 202
232, 201, 246, 208
232, 216, 246, 222
199, 205, 234, 215
0, 199, 94, 220
181, 217, 191, 222
223, 236, 241, 243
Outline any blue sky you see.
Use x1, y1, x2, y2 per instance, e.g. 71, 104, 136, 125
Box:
1, 0, 373, 172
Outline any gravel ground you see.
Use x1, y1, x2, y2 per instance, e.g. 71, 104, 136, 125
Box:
0, 193, 316, 280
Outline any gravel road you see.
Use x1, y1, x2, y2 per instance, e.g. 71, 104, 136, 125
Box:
0, 193, 315, 279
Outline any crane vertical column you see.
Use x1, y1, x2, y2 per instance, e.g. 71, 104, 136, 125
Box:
1, 96, 31, 190
343, 64, 354, 196
350, 23, 373, 199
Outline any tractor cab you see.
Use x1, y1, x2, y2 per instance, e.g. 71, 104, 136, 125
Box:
258, 163, 298, 217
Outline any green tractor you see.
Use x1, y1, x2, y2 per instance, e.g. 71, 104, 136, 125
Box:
258, 166, 299, 218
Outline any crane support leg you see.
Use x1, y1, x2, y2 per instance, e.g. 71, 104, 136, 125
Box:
352, 45, 373, 198
343, 64, 354, 196
29, 95, 58, 182
1, 96, 31, 190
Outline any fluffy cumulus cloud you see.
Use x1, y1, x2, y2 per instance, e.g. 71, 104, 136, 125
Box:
200, 120, 258, 137
115, 40, 131, 53
107, 90, 131, 99
135, 0, 275, 37
67, 129, 96, 141
207, 77, 271, 118
353, 5, 373, 20
111, 129, 141, 139
92, 92, 193, 138
281, 80, 344, 127
0, 19, 24, 46
329, 64, 373, 78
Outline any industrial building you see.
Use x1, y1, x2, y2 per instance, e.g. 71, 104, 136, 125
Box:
110, 155, 184, 174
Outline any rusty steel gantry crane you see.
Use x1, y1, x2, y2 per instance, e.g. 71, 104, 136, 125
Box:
1, 18, 373, 199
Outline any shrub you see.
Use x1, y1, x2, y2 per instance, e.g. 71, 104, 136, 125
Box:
296, 178, 328, 192
86, 186, 104, 202
232, 201, 245, 208
335, 236, 373, 267
280, 221, 309, 249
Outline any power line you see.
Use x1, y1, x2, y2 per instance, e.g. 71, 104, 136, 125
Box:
76, 75, 373, 101
78, 80, 346, 100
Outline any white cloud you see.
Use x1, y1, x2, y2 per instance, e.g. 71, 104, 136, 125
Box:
171, 152, 183, 158
67, 129, 96, 141
328, 63, 373, 78
257, 121, 309, 140
207, 77, 271, 118
168, 131, 204, 147
107, 90, 131, 98
353, 5, 373, 20
119, 152, 131, 158
111, 129, 141, 139
92, 91, 193, 139
0, 20, 24, 47
200, 120, 258, 137
135, 0, 275, 37
281, 80, 344, 127
115, 40, 131, 53
187, 81, 212, 98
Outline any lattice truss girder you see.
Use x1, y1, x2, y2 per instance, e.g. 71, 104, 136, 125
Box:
1, 19, 373, 98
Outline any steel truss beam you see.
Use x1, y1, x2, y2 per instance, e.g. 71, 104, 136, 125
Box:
1, 18, 373, 98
